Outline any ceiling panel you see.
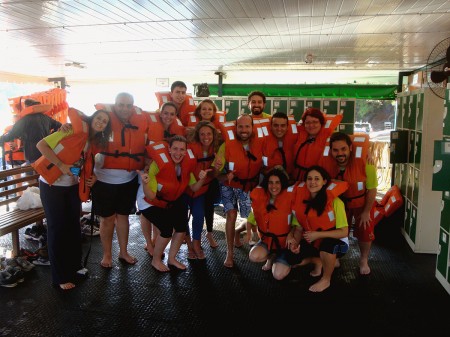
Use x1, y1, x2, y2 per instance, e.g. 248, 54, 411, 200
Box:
0, 0, 449, 83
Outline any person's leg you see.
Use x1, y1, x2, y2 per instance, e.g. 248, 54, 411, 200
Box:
116, 214, 136, 264
140, 213, 154, 256
99, 214, 116, 268
39, 181, 76, 289
359, 241, 372, 275
191, 195, 206, 259
220, 185, 238, 268
152, 234, 171, 272
168, 232, 187, 269
204, 179, 219, 248
234, 221, 246, 247
309, 251, 336, 292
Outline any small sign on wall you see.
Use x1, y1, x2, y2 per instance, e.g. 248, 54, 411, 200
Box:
156, 78, 169, 87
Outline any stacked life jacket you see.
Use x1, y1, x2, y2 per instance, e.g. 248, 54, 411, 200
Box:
94, 103, 148, 171
292, 179, 349, 248
218, 121, 264, 192
32, 108, 94, 201
143, 141, 195, 208
184, 141, 216, 197
319, 133, 370, 209
146, 112, 186, 145
292, 112, 343, 182
155, 91, 196, 127
262, 115, 298, 178
250, 185, 295, 252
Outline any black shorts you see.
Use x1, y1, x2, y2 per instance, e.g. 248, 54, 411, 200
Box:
92, 176, 139, 217
140, 196, 188, 238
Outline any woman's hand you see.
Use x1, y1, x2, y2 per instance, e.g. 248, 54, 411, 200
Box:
198, 169, 212, 181
303, 231, 319, 244
86, 174, 97, 187
137, 169, 150, 184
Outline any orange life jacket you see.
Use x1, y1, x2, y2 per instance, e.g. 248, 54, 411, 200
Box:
379, 184, 404, 217
218, 122, 264, 192
2, 125, 25, 163
262, 118, 298, 178
32, 108, 89, 187
250, 186, 295, 251
319, 134, 370, 209
292, 113, 343, 182
143, 141, 195, 208
94, 103, 148, 171
184, 142, 216, 197
147, 112, 186, 144
186, 110, 226, 130
292, 180, 348, 248
155, 91, 196, 126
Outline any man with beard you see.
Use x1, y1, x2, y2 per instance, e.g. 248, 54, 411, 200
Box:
215, 114, 263, 268
247, 91, 271, 119
320, 132, 377, 275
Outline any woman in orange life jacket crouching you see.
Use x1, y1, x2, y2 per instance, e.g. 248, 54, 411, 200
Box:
291, 165, 349, 292
138, 135, 210, 272
244, 166, 299, 280
35, 109, 111, 290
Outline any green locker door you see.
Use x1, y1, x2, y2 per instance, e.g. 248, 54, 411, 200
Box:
406, 165, 414, 203
408, 131, 415, 164
410, 205, 417, 243
390, 130, 409, 163
394, 163, 402, 187
408, 94, 417, 130
337, 123, 354, 134
416, 93, 424, 131
436, 228, 449, 279
412, 168, 419, 206
212, 98, 223, 111
400, 163, 408, 196
223, 97, 240, 121
289, 99, 305, 122
414, 132, 422, 169
402, 96, 410, 129
396, 97, 404, 129
339, 99, 355, 124
404, 200, 411, 234
305, 99, 322, 111
432, 140, 450, 191
440, 192, 450, 233
322, 99, 339, 115
272, 98, 288, 115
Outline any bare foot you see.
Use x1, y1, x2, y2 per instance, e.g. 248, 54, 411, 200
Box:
206, 232, 218, 248
118, 253, 137, 265
359, 260, 371, 275
167, 259, 186, 270
262, 259, 273, 271
151, 260, 170, 272
100, 257, 113, 269
310, 263, 322, 277
60, 282, 76, 290
309, 278, 331, 292
234, 232, 242, 248
193, 247, 206, 260
224, 253, 234, 268
144, 243, 155, 257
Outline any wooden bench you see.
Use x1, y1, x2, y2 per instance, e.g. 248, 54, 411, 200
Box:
0, 165, 45, 256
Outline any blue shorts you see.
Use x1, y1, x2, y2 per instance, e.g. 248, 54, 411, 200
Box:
220, 184, 251, 217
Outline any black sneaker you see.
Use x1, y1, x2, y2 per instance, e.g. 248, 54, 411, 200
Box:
0, 270, 18, 287
24, 225, 46, 241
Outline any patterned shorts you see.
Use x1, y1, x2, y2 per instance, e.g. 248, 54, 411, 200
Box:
220, 184, 252, 218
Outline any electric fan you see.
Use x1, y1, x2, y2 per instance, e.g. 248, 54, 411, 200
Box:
423, 37, 450, 99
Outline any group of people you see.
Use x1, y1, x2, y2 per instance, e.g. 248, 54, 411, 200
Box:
10, 80, 378, 292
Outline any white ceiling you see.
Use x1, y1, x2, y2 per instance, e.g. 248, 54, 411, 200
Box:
1, 0, 450, 84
